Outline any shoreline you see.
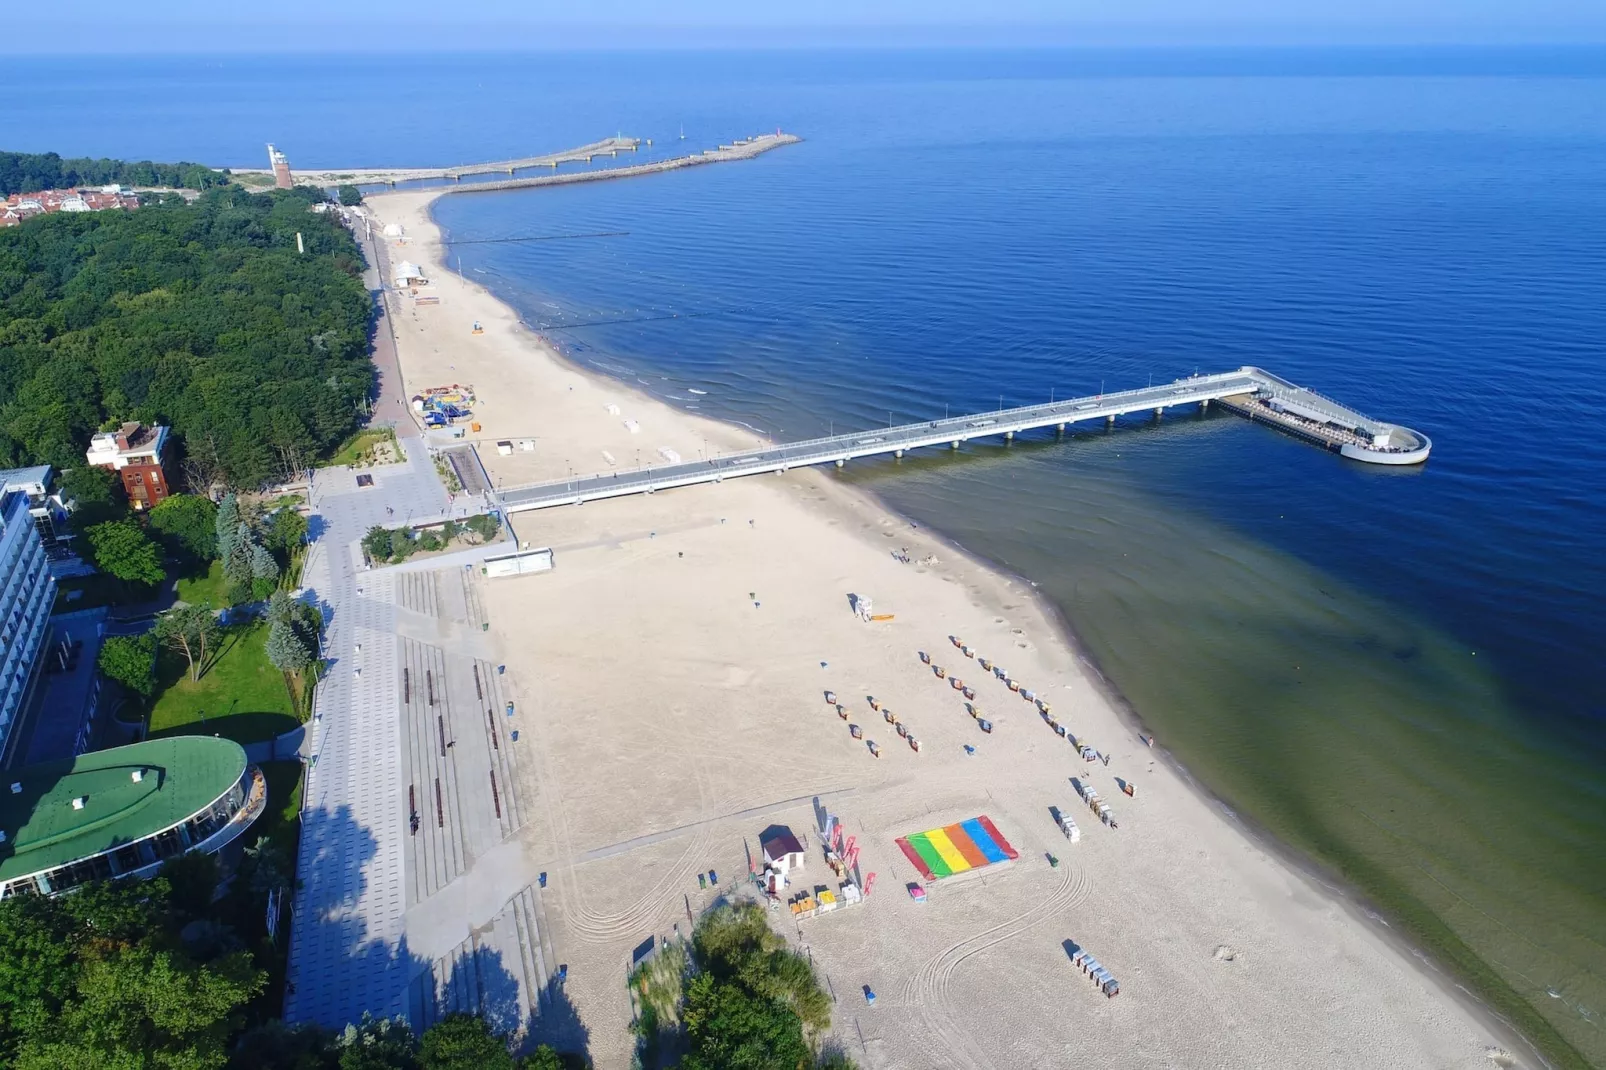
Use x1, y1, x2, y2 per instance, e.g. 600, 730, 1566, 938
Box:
507, 311, 1547, 1067
821, 483, 1550, 1070
360, 183, 1533, 1069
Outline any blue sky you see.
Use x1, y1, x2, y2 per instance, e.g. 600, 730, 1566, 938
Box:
7, 0, 1605, 52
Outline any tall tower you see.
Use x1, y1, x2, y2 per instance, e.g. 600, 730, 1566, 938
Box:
267, 144, 293, 189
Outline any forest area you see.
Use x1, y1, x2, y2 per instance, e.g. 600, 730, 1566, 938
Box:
0, 184, 374, 488
0, 150, 229, 196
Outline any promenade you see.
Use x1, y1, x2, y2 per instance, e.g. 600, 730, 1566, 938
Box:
286, 443, 558, 1035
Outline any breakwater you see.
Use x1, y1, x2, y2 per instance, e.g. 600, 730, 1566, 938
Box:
240, 137, 644, 187
431, 133, 802, 195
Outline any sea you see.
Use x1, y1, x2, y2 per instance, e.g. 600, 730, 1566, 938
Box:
5, 47, 1604, 1064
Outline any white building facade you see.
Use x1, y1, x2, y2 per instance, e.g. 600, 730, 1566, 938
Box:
0, 490, 55, 761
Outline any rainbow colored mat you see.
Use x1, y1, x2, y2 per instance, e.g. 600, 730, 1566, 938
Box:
896, 816, 1018, 881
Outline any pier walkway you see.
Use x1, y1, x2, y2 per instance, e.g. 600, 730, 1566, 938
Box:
494, 366, 1428, 515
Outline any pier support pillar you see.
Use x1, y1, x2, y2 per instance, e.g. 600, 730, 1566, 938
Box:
1005, 430, 1014, 441
1057, 423, 1066, 433
1200, 398, 1211, 411
1153, 407, 1164, 418
894, 449, 904, 459
950, 440, 961, 450
835, 458, 845, 468
1105, 414, 1115, 426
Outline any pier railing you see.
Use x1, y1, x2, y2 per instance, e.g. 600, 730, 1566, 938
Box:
493, 369, 1269, 513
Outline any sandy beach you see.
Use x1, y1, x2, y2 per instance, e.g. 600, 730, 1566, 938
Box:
362, 187, 1529, 1070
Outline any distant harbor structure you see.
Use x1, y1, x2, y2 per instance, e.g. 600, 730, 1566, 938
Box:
267, 144, 293, 189
239, 133, 800, 192
495, 367, 1431, 515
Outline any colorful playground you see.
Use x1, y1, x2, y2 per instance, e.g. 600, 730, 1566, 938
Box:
896, 815, 1018, 882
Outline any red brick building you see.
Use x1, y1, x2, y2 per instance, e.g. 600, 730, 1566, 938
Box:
85, 422, 172, 510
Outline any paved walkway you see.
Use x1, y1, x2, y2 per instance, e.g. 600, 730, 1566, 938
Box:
285, 446, 560, 1036
285, 449, 448, 1026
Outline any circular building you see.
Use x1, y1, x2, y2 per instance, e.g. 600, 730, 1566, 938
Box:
0, 736, 266, 898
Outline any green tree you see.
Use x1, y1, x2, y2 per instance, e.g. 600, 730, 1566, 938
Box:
265, 508, 309, 557
60, 465, 125, 532
337, 1014, 416, 1070
362, 526, 394, 563
227, 1019, 339, 1070
249, 541, 280, 600
86, 519, 166, 586
159, 851, 221, 920
155, 603, 222, 681
238, 837, 291, 900
0, 151, 227, 196
337, 185, 363, 207
519, 1048, 563, 1070
464, 514, 500, 544
13, 945, 264, 1070
61, 876, 174, 947
150, 494, 220, 564
265, 592, 315, 673
0, 893, 78, 1063
225, 523, 256, 591
98, 632, 157, 696
215, 494, 242, 566
669, 903, 845, 1070
417, 1013, 512, 1070
680, 972, 812, 1070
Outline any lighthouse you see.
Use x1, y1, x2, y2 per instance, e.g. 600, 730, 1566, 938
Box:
267, 144, 294, 189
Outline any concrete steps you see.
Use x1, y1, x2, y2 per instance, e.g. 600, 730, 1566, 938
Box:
409, 936, 481, 1030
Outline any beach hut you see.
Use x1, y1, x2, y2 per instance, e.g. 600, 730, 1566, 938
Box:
760, 826, 807, 876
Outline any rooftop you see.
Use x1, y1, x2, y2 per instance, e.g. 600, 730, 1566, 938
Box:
0, 465, 53, 490
0, 736, 248, 882
760, 825, 805, 860
87, 421, 168, 458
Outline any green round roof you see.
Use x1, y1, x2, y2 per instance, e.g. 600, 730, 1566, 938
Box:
0, 736, 248, 882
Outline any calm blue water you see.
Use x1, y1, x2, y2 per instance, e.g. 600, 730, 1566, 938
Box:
6, 49, 1604, 1062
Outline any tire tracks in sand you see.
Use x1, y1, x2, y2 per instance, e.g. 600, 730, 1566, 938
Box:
899, 859, 1089, 1068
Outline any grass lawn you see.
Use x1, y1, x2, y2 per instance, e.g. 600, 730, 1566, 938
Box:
53, 573, 159, 612
174, 559, 229, 607
257, 760, 304, 858
146, 621, 300, 745
322, 426, 402, 467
